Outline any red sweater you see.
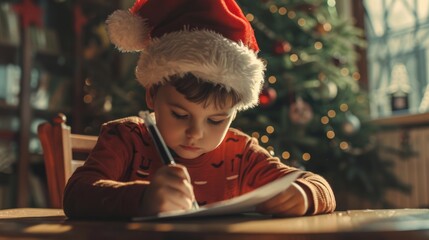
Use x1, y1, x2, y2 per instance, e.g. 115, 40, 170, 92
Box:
63, 116, 336, 218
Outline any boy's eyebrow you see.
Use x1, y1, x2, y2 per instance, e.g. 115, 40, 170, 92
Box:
169, 102, 187, 110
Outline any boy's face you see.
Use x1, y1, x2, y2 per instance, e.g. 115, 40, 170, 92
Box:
148, 84, 237, 159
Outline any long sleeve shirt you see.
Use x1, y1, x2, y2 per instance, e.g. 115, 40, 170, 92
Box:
63, 116, 336, 218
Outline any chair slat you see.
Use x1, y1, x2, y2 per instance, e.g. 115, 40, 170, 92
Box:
38, 113, 98, 208
70, 134, 97, 152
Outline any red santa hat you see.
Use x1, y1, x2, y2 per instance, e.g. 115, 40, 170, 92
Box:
106, 0, 265, 110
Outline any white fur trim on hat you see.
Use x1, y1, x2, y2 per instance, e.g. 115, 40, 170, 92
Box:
136, 30, 266, 111
106, 10, 150, 52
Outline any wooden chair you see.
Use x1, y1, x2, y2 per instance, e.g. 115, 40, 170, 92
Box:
38, 113, 98, 208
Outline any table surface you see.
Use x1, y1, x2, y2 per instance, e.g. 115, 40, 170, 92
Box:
0, 208, 428, 240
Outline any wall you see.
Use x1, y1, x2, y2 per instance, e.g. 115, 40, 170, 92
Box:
380, 127, 429, 208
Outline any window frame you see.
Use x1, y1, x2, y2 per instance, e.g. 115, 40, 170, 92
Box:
351, 0, 429, 127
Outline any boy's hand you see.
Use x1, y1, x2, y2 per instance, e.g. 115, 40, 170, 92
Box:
255, 182, 309, 217
141, 164, 195, 216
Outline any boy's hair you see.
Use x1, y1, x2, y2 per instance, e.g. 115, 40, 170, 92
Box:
151, 73, 241, 110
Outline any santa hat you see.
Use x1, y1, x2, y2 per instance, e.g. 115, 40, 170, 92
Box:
106, 0, 265, 110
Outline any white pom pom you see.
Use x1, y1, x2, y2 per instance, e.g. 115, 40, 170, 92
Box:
106, 10, 150, 52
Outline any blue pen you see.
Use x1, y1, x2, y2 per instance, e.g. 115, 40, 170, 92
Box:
139, 111, 199, 210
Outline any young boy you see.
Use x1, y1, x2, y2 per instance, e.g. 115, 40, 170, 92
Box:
63, 0, 336, 218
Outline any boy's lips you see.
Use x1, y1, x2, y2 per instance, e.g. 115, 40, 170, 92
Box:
180, 145, 200, 151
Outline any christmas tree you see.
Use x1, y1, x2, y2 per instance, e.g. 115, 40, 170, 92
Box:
235, 0, 410, 208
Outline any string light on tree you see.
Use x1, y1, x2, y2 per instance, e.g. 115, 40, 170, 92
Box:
321, 116, 329, 124
339, 141, 349, 151
302, 153, 311, 161
281, 151, 291, 160
327, 109, 336, 118
260, 135, 269, 144
266, 125, 275, 134
245, 13, 254, 22
278, 6, 287, 15
289, 53, 299, 62
326, 130, 335, 139
269, 4, 278, 13
251, 132, 260, 139
287, 10, 296, 19
340, 67, 350, 76
267, 75, 277, 84
314, 22, 332, 35
352, 72, 361, 81
339, 103, 349, 112
314, 41, 323, 50
297, 18, 306, 27
266, 146, 275, 156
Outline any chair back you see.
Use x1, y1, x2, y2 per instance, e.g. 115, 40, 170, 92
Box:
38, 113, 98, 208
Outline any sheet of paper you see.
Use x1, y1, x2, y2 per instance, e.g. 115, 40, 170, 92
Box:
133, 171, 301, 221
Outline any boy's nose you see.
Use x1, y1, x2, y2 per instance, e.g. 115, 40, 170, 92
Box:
186, 123, 203, 140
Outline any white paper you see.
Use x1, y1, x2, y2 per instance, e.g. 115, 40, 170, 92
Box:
133, 171, 301, 221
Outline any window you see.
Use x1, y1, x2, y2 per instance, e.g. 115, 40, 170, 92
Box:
364, 0, 429, 118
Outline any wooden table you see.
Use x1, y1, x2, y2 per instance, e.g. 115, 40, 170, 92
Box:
0, 208, 428, 240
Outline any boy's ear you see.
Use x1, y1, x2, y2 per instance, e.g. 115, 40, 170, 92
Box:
145, 88, 154, 109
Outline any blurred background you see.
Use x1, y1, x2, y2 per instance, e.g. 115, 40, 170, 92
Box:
0, 0, 428, 210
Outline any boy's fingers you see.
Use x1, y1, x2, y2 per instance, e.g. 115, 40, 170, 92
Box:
158, 186, 194, 210
166, 165, 195, 199
257, 189, 292, 210
167, 164, 192, 182
143, 188, 192, 215
154, 165, 195, 200
255, 182, 308, 216
144, 164, 196, 215
167, 177, 195, 200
